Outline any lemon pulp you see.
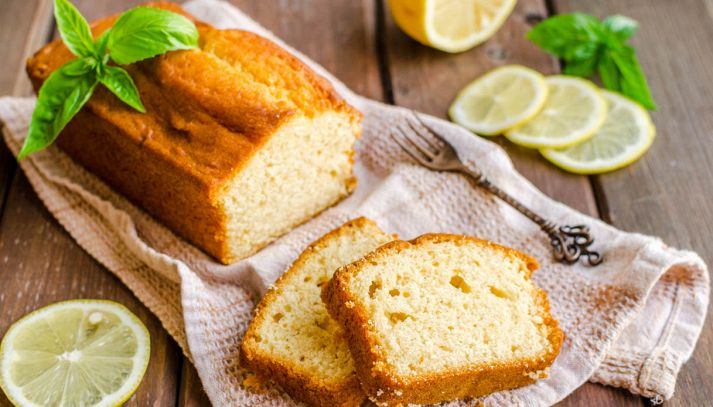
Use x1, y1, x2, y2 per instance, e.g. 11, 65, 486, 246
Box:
541, 90, 655, 174
449, 65, 548, 136
389, 0, 517, 53
505, 76, 607, 148
0, 300, 150, 407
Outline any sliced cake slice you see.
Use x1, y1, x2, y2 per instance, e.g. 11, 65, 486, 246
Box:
322, 234, 563, 406
240, 217, 395, 406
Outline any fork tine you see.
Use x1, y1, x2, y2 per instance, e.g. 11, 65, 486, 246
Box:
391, 129, 431, 164
407, 120, 442, 153
396, 125, 436, 159
408, 111, 449, 148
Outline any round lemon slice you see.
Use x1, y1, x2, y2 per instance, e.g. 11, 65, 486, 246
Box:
0, 300, 150, 407
388, 0, 517, 53
540, 90, 655, 174
505, 76, 607, 148
449, 65, 548, 136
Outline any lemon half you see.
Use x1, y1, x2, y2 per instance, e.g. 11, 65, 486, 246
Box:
541, 90, 655, 174
449, 65, 548, 136
0, 300, 150, 407
389, 0, 517, 53
505, 76, 607, 148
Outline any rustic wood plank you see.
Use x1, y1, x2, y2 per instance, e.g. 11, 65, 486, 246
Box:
224, 0, 384, 101
551, 1, 713, 406
0, 0, 54, 221
0, 1, 182, 406
380, 0, 642, 405
178, 361, 212, 407
380, 0, 598, 215
175, 0, 385, 403
0, 173, 181, 406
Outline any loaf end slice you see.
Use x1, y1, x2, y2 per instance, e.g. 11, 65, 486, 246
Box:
322, 234, 563, 406
241, 217, 395, 407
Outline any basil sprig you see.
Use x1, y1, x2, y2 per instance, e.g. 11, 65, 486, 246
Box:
19, 0, 199, 159
527, 13, 656, 110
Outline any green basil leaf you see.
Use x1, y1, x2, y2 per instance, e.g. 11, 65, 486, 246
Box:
61, 56, 97, 76
99, 65, 145, 112
597, 49, 621, 91
19, 59, 97, 159
609, 45, 656, 109
94, 28, 111, 62
563, 56, 598, 77
54, 0, 95, 58
603, 15, 638, 42
107, 7, 198, 65
527, 13, 604, 61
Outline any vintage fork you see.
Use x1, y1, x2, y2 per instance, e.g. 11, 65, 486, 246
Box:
391, 112, 602, 266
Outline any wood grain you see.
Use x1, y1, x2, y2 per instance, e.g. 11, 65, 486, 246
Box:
380, 0, 640, 405
551, 1, 713, 406
0, 1, 182, 406
0, 0, 53, 225
0, 0, 708, 406
379, 0, 598, 215
178, 361, 212, 407
0, 173, 181, 406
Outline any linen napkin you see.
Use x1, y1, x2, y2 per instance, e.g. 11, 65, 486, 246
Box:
0, 0, 708, 405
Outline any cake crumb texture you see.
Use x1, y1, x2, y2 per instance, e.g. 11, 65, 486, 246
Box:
322, 234, 563, 406
241, 217, 394, 407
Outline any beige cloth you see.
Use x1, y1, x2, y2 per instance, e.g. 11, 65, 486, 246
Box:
0, 0, 708, 405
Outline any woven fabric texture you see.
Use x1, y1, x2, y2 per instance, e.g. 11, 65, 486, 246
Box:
0, 0, 708, 405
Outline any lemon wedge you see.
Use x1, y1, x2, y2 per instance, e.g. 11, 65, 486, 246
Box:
505, 76, 607, 148
449, 65, 548, 136
388, 0, 517, 53
0, 300, 150, 407
540, 90, 655, 174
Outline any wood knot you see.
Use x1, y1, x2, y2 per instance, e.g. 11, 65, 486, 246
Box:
525, 13, 544, 26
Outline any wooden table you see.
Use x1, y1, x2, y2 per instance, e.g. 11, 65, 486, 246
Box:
1, 0, 711, 406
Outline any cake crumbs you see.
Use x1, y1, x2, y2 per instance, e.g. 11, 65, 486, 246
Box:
525, 367, 550, 380
242, 373, 268, 393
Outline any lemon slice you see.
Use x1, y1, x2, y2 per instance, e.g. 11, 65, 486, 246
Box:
0, 300, 150, 407
449, 65, 548, 136
505, 76, 607, 148
541, 90, 655, 174
388, 0, 517, 53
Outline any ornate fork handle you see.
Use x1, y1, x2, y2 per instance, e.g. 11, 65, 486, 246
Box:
462, 167, 602, 266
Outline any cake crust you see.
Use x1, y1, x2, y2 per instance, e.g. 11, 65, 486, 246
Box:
241, 218, 390, 407
25, 3, 361, 264
321, 234, 564, 406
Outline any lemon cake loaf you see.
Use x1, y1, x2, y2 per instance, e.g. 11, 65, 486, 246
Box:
25, 3, 361, 264
240, 218, 394, 406
322, 234, 563, 406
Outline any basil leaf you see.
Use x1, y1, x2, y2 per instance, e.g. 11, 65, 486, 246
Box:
62, 56, 97, 76
603, 15, 638, 42
597, 49, 621, 91
94, 28, 111, 62
99, 65, 145, 112
54, 0, 95, 58
563, 56, 598, 78
19, 59, 97, 159
107, 7, 198, 65
610, 45, 657, 110
527, 13, 603, 61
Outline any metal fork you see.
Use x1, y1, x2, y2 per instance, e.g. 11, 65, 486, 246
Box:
391, 112, 602, 266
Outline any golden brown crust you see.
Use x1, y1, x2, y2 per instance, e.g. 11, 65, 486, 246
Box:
25, 2, 362, 264
321, 234, 563, 406
241, 218, 389, 407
